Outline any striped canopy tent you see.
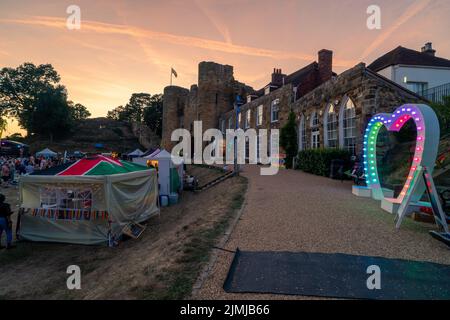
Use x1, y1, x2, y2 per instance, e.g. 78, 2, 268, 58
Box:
32, 155, 150, 176
18, 155, 159, 246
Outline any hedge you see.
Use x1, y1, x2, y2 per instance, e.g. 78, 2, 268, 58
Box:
296, 149, 351, 177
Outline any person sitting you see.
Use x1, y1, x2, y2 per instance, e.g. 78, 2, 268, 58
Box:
0, 194, 13, 249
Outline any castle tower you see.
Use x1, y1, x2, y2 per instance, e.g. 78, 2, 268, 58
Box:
161, 85, 189, 150
197, 62, 236, 131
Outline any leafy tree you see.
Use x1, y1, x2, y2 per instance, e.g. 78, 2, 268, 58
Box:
0, 63, 62, 133
69, 102, 91, 121
143, 94, 163, 137
29, 87, 73, 143
107, 93, 163, 137
107, 105, 125, 121
280, 111, 298, 169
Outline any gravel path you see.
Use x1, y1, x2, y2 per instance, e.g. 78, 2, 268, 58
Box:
194, 165, 450, 300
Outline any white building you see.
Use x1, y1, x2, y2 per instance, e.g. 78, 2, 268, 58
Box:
368, 43, 450, 102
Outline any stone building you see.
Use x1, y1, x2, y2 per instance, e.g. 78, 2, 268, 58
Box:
162, 49, 425, 158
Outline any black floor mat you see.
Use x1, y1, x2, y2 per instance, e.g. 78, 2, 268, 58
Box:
223, 249, 450, 300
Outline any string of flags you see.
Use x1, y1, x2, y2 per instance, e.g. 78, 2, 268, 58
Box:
31, 208, 109, 221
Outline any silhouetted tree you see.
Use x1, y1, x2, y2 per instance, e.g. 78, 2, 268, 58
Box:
29, 87, 73, 143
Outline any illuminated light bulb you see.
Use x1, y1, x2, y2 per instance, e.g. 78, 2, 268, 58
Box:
363, 162, 367, 165
412, 111, 416, 115
407, 108, 411, 112
388, 120, 392, 123
400, 119, 403, 123
402, 108, 406, 111
416, 147, 421, 151
417, 137, 423, 141
414, 157, 420, 162
370, 161, 374, 164
412, 167, 417, 171
405, 185, 410, 188
397, 111, 401, 114
363, 155, 367, 158
371, 173, 376, 176
400, 192, 406, 196
415, 118, 420, 121
372, 179, 377, 182
392, 114, 396, 117
363, 148, 367, 151
417, 127, 422, 131
408, 176, 413, 180
396, 124, 400, 128
370, 154, 374, 158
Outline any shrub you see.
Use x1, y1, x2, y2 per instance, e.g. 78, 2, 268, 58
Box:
296, 148, 351, 177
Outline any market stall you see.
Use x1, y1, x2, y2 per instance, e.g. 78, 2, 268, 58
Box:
17, 155, 159, 246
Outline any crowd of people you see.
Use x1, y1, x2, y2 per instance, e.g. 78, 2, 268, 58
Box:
0, 155, 65, 187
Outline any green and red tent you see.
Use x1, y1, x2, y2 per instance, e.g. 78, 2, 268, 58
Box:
33, 155, 149, 176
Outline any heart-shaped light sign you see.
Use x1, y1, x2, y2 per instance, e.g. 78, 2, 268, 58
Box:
363, 104, 440, 202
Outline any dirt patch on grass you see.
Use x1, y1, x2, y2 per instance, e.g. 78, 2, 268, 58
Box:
0, 166, 247, 300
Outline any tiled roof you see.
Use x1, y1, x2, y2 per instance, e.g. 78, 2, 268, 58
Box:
368, 46, 450, 72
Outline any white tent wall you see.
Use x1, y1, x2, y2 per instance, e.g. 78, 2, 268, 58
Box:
18, 170, 159, 245
106, 170, 159, 234
132, 150, 184, 197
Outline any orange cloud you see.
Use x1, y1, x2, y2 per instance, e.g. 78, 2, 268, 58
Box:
0, 16, 356, 67
360, 0, 433, 60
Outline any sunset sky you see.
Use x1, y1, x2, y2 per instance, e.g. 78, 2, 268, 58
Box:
0, 0, 449, 135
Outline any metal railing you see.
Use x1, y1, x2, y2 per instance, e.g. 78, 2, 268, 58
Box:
422, 82, 450, 104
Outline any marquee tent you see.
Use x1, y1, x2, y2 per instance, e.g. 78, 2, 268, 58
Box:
36, 148, 57, 158
127, 149, 144, 157
17, 155, 159, 246
133, 149, 184, 197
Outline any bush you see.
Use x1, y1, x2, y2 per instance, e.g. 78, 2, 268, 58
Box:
296, 149, 351, 177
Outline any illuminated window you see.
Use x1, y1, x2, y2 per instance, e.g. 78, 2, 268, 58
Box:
310, 111, 320, 149
298, 115, 307, 150
256, 105, 263, 126
271, 99, 280, 123
245, 109, 251, 129
342, 99, 357, 154
325, 104, 338, 148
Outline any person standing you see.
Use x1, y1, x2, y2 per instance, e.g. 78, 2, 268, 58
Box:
1, 162, 10, 187
0, 194, 13, 249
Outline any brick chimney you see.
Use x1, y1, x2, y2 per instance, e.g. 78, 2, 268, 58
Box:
318, 49, 333, 83
421, 42, 436, 56
271, 68, 286, 87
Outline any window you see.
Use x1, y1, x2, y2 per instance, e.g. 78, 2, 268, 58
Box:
325, 104, 338, 148
220, 119, 226, 133
245, 110, 251, 129
298, 115, 307, 150
40, 187, 93, 210
341, 98, 357, 154
310, 111, 320, 149
256, 105, 263, 126
406, 81, 428, 95
271, 99, 280, 123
